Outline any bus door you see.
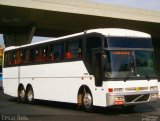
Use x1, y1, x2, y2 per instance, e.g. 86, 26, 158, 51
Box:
92, 48, 103, 86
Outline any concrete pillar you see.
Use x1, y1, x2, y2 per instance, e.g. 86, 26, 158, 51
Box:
152, 36, 160, 78
3, 25, 36, 47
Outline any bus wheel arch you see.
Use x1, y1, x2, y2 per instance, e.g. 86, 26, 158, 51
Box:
18, 84, 26, 103
26, 84, 34, 104
77, 85, 93, 112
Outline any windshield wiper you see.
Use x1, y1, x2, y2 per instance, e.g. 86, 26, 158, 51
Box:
137, 68, 150, 81
124, 68, 134, 82
145, 75, 150, 81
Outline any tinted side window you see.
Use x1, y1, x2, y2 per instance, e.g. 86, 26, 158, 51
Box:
4, 52, 11, 66
86, 36, 101, 65
106, 37, 153, 48
49, 43, 64, 61
66, 39, 82, 59
4, 52, 8, 66
14, 50, 23, 65
86, 36, 101, 53
4, 51, 15, 66
4, 50, 24, 66
34, 46, 48, 63
23, 49, 35, 64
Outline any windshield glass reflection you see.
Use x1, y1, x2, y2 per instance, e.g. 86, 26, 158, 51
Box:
135, 51, 156, 77
103, 50, 156, 79
103, 51, 134, 78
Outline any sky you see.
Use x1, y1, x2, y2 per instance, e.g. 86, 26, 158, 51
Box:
0, 0, 160, 48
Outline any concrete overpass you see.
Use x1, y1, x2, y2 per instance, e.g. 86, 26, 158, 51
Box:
0, 0, 160, 44
0, 0, 160, 74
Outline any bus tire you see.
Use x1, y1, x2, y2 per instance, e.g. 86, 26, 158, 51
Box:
82, 89, 93, 112
18, 85, 26, 103
26, 86, 34, 104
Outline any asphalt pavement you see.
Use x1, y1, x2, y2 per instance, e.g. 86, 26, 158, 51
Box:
0, 89, 159, 121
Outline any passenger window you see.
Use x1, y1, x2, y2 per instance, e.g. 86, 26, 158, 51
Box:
50, 43, 64, 61
4, 52, 12, 66
66, 39, 82, 59
6, 51, 15, 65
34, 48, 41, 62
42, 47, 48, 61
4, 52, 8, 66
14, 50, 23, 65
34, 46, 48, 63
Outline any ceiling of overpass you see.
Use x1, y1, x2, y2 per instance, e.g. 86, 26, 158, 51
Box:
0, 0, 160, 37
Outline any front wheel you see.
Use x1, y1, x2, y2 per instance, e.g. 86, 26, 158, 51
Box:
26, 86, 34, 104
82, 90, 93, 112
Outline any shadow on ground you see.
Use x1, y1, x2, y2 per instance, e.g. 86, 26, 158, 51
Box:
8, 97, 157, 115
0, 89, 157, 116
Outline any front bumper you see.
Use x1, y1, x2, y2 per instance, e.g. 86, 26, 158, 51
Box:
106, 90, 159, 106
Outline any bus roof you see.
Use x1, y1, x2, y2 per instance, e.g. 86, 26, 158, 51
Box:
86, 28, 151, 38
4, 28, 151, 51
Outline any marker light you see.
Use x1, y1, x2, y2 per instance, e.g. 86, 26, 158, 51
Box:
114, 88, 123, 92
108, 88, 113, 92
150, 86, 158, 91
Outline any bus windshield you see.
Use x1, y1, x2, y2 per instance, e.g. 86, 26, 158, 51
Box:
135, 51, 156, 77
103, 50, 156, 79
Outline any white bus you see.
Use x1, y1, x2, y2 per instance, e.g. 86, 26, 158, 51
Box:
3, 28, 159, 112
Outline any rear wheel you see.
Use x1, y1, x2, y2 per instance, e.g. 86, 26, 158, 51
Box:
26, 86, 34, 104
18, 86, 26, 103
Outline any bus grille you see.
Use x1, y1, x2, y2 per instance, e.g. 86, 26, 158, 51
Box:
124, 94, 150, 102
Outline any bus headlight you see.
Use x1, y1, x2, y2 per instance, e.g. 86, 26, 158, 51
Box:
114, 88, 123, 92
150, 86, 158, 91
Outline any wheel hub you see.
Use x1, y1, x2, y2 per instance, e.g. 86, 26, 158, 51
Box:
27, 90, 33, 102
83, 93, 92, 108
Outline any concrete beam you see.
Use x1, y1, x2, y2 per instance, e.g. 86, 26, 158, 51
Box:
152, 37, 160, 78
0, 0, 160, 23
0, 0, 160, 38
0, 0, 160, 47
3, 25, 36, 47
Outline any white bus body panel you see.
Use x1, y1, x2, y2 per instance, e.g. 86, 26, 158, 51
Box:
104, 80, 158, 89
21, 61, 89, 103
3, 67, 19, 97
3, 61, 95, 104
92, 79, 158, 107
